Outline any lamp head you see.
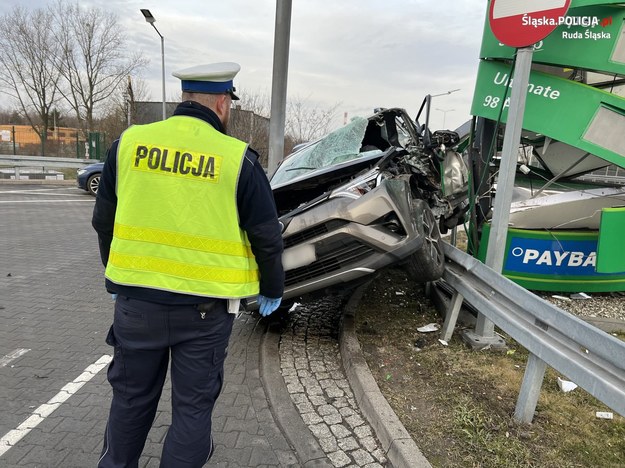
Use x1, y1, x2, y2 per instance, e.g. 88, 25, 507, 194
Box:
141, 9, 155, 24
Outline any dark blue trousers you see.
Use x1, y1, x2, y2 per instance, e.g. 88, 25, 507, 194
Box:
98, 296, 234, 468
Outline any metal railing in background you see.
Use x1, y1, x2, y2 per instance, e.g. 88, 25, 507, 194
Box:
0, 155, 92, 169
0, 155, 93, 180
438, 242, 625, 424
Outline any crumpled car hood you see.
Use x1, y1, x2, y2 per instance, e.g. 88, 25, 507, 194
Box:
271, 111, 405, 213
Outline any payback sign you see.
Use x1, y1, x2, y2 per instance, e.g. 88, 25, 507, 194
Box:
489, 0, 572, 48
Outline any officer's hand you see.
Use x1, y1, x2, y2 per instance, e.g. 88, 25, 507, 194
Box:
257, 295, 282, 317
111, 293, 118, 301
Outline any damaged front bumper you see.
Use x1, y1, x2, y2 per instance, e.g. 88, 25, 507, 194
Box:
279, 178, 425, 301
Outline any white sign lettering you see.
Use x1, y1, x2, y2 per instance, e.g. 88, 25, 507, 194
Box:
521, 248, 596, 268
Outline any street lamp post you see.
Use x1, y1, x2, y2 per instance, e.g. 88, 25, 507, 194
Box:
140, 9, 166, 120
436, 108, 455, 129
428, 88, 459, 129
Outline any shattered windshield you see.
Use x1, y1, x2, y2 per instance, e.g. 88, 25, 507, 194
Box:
271, 116, 382, 186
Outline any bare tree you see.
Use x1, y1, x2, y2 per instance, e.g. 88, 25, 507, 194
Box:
229, 89, 272, 163
0, 6, 63, 155
98, 75, 152, 145
286, 95, 341, 145
237, 89, 271, 118
51, 0, 147, 133
230, 90, 340, 163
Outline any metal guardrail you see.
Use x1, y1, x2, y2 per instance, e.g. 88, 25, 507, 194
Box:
0, 154, 94, 169
438, 241, 625, 423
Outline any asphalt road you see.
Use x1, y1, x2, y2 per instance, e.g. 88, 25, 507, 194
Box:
0, 184, 301, 468
0, 184, 392, 468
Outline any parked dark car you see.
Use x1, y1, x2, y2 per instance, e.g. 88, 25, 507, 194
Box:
77, 162, 104, 196
263, 100, 470, 309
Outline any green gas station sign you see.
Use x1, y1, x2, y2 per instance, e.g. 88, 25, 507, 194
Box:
481, 4, 625, 75
477, 224, 625, 292
572, 0, 625, 6
471, 59, 625, 169
473, 1, 625, 291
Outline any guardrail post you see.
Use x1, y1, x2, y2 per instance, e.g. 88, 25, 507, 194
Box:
440, 291, 464, 343
440, 241, 625, 421
514, 353, 547, 424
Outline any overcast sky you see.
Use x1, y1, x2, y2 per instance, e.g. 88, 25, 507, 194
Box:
0, 0, 488, 131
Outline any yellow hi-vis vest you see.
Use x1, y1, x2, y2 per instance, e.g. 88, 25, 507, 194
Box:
105, 116, 259, 299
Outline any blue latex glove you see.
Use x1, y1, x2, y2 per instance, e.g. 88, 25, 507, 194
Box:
111, 293, 118, 301
257, 295, 282, 317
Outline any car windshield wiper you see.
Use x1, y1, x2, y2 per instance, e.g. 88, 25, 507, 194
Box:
285, 166, 318, 171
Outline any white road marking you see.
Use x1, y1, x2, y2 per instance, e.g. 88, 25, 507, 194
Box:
0, 188, 78, 195
0, 349, 30, 368
0, 199, 93, 203
0, 354, 112, 457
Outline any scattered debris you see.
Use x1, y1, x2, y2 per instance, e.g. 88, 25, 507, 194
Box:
417, 323, 440, 333
395, 291, 405, 296
557, 377, 578, 393
438, 339, 449, 346
596, 411, 613, 420
7, 273, 11, 277
552, 295, 571, 301
570, 292, 591, 300
414, 338, 427, 349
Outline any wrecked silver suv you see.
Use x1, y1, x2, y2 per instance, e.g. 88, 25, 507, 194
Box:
270, 103, 469, 305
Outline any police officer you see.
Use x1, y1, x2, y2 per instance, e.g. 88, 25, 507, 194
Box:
92, 62, 284, 467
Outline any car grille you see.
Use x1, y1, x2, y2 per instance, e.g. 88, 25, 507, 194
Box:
285, 240, 375, 287
283, 219, 348, 249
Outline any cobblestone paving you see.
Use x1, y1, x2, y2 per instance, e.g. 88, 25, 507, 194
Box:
279, 297, 387, 468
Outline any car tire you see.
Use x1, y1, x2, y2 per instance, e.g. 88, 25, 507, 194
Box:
405, 201, 445, 282
87, 173, 100, 196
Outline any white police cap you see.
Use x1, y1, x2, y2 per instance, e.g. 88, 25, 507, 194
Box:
172, 62, 240, 100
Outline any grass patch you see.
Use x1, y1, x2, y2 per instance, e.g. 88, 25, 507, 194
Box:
57, 167, 78, 180
356, 266, 625, 467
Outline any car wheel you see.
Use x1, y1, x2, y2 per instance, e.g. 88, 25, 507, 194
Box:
87, 173, 100, 196
405, 201, 445, 282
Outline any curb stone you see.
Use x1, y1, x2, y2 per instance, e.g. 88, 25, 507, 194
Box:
260, 321, 332, 467
340, 283, 432, 468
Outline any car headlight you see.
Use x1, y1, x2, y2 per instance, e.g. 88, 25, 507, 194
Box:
77, 169, 87, 175
329, 169, 379, 200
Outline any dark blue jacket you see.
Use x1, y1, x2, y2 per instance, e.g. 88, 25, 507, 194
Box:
92, 101, 284, 304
